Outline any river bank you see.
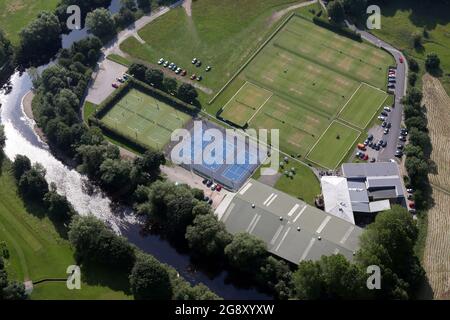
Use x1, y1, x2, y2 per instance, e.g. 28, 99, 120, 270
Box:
22, 90, 47, 143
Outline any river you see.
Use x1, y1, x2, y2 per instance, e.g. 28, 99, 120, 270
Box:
0, 0, 269, 300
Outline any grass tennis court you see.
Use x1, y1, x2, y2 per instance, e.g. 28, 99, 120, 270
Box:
338, 83, 388, 129
306, 121, 360, 169
100, 88, 191, 150
215, 14, 394, 168
219, 82, 272, 127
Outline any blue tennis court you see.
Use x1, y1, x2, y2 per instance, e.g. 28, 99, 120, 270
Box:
170, 120, 264, 191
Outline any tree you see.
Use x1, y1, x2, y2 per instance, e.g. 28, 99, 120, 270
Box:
137, 0, 151, 12
185, 214, 232, 258
131, 150, 165, 185
2, 281, 27, 300
327, 1, 345, 24
177, 83, 198, 103
342, 0, 367, 17
408, 127, 431, 152
122, 0, 137, 11
86, 8, 116, 39
114, 7, 136, 28
99, 158, 133, 192
16, 11, 62, 66
293, 254, 368, 299
18, 164, 49, 201
163, 77, 178, 94
145, 69, 164, 88
405, 116, 427, 132
408, 72, 417, 87
258, 256, 293, 299
403, 87, 423, 107
44, 183, 74, 221
224, 233, 267, 274
68, 215, 136, 271
76, 143, 120, 179
11, 155, 32, 181
425, 52, 440, 71
408, 58, 419, 73
405, 156, 429, 182
0, 125, 5, 150
128, 63, 147, 81
356, 206, 425, 299
129, 254, 173, 300
411, 32, 422, 49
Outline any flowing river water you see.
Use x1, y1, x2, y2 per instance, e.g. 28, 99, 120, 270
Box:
0, 0, 268, 299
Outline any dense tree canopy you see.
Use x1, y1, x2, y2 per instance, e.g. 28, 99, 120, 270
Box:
425, 52, 440, 71
177, 83, 198, 103
18, 164, 49, 201
0, 125, 5, 150
224, 233, 268, 274
327, 1, 346, 23
86, 8, 116, 39
16, 11, 62, 67
129, 254, 173, 300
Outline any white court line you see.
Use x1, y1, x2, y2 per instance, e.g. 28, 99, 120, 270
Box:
293, 205, 307, 223
287, 204, 300, 217
263, 193, 275, 206
246, 214, 259, 233
220, 81, 252, 113
247, 91, 273, 124
361, 81, 387, 93
239, 182, 252, 195
316, 216, 332, 234
248, 215, 261, 234
336, 83, 362, 118
270, 225, 284, 245
340, 226, 355, 244
266, 194, 278, 207
275, 227, 291, 252
300, 238, 316, 262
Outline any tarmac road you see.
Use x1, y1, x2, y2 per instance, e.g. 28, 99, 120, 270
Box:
346, 21, 408, 162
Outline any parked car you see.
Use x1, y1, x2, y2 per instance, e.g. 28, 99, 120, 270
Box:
378, 140, 384, 146
399, 56, 404, 63
192, 58, 197, 64
409, 202, 415, 209
196, 61, 202, 67
163, 61, 169, 67
181, 70, 187, 76
123, 74, 129, 80
216, 185, 222, 192
356, 151, 363, 158
401, 130, 408, 136
382, 140, 387, 148
387, 122, 392, 129
117, 77, 125, 83
202, 178, 208, 184
381, 111, 388, 116
370, 157, 376, 163
406, 188, 414, 193
363, 154, 369, 161
399, 135, 407, 142
357, 143, 366, 150
190, 74, 197, 80
378, 116, 386, 121
395, 150, 403, 157
368, 141, 374, 148
196, 75, 202, 81
368, 134, 374, 141
211, 184, 217, 191
384, 128, 389, 135
407, 194, 414, 200
364, 139, 369, 146
206, 66, 212, 72
375, 145, 380, 151
397, 144, 404, 150
158, 58, 164, 64
384, 106, 391, 112
112, 83, 119, 88
382, 121, 387, 128
206, 180, 213, 187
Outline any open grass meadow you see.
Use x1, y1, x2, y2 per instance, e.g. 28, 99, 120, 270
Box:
338, 83, 388, 129
0, 160, 131, 299
215, 14, 392, 168
100, 88, 191, 150
0, 0, 60, 44
306, 121, 360, 169
120, 0, 308, 94
370, 0, 450, 94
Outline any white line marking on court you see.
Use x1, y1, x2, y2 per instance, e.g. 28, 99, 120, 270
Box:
221, 203, 235, 223
263, 193, 275, 206
287, 204, 300, 217
266, 194, 278, 207
361, 81, 386, 93
247, 91, 273, 124
239, 182, 252, 195
293, 205, 307, 223
248, 215, 261, 234
246, 214, 259, 233
316, 216, 332, 234
221, 81, 251, 113
300, 238, 316, 261
336, 83, 362, 118
340, 226, 355, 244
275, 227, 291, 252
270, 225, 284, 245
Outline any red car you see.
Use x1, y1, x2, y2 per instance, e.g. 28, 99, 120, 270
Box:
112, 83, 119, 88
363, 154, 369, 161
181, 70, 187, 76
409, 202, 415, 209
399, 56, 404, 63
216, 185, 222, 192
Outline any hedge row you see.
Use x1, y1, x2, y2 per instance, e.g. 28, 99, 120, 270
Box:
312, 16, 362, 42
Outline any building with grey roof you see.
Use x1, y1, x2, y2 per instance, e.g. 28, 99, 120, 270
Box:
321, 162, 406, 224
215, 179, 363, 265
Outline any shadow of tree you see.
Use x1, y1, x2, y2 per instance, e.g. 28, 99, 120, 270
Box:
81, 261, 132, 295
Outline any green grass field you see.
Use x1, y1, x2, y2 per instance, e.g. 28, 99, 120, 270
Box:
0, 160, 131, 299
120, 0, 307, 94
370, 0, 450, 94
0, 0, 59, 44
215, 15, 393, 168
338, 83, 388, 129
100, 88, 191, 150
306, 121, 360, 169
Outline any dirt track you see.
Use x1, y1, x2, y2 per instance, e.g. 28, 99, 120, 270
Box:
422, 74, 450, 300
